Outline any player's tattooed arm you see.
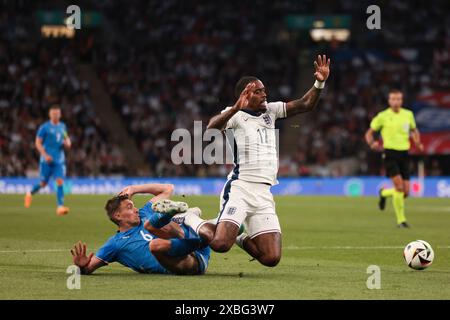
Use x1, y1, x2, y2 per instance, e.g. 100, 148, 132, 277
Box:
286, 55, 330, 117
207, 107, 239, 131
286, 86, 323, 116
207, 83, 255, 130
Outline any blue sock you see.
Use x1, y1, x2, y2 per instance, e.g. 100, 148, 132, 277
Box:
31, 184, 41, 195
149, 212, 172, 229
56, 185, 64, 206
167, 238, 203, 257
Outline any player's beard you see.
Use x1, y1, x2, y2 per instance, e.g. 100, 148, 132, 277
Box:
259, 100, 268, 112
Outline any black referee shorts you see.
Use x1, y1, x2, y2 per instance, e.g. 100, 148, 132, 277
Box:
382, 149, 411, 180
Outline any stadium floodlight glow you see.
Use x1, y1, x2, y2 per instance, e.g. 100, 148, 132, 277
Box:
310, 28, 350, 42
41, 25, 75, 38
313, 20, 325, 28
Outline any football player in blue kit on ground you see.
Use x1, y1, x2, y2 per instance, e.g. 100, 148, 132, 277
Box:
70, 183, 211, 275
24, 105, 71, 216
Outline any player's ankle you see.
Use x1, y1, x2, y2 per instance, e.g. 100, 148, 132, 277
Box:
235, 232, 249, 249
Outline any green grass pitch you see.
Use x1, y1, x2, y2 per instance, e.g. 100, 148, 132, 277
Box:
0, 194, 449, 299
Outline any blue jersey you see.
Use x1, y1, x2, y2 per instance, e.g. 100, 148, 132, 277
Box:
36, 121, 68, 164
95, 202, 170, 274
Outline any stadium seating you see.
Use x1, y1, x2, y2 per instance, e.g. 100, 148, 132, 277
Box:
1, 0, 448, 177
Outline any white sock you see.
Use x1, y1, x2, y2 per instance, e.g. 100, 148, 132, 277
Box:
184, 213, 207, 234
235, 232, 249, 250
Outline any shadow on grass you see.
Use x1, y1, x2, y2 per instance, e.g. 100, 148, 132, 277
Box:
91, 271, 260, 278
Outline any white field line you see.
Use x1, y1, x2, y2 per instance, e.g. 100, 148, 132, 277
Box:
284, 245, 450, 250
0, 249, 71, 253
279, 203, 450, 212
1, 246, 450, 254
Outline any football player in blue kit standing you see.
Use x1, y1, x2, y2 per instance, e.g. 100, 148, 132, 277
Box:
25, 105, 71, 216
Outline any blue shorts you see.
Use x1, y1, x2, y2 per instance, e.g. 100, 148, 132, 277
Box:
39, 161, 66, 183
145, 245, 210, 275
143, 248, 210, 275
194, 246, 211, 275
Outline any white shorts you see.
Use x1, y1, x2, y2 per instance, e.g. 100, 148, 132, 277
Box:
218, 179, 281, 239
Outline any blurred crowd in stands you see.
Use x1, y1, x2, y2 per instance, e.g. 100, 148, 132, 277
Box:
95, 0, 307, 177
1, 0, 449, 177
0, 3, 126, 176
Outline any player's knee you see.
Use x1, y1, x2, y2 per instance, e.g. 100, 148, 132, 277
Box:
166, 184, 175, 194
149, 239, 165, 253
259, 254, 281, 267
199, 227, 214, 243
210, 239, 233, 253
40, 181, 47, 187
56, 178, 64, 186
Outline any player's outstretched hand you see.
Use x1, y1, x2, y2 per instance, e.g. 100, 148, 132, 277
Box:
233, 82, 255, 110
314, 54, 331, 82
118, 185, 134, 198
70, 241, 93, 268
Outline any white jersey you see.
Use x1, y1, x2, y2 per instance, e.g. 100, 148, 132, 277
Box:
222, 101, 287, 186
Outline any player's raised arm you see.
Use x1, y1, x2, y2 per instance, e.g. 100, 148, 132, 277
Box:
118, 183, 175, 203
285, 55, 330, 117
70, 242, 105, 275
206, 82, 255, 130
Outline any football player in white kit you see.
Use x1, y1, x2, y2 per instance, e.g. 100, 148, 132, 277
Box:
180, 55, 331, 267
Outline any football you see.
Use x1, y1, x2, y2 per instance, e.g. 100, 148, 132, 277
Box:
403, 240, 434, 270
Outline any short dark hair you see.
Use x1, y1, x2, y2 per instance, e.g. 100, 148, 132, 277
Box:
235, 76, 259, 98
104, 194, 129, 226
49, 104, 61, 110
388, 89, 402, 95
